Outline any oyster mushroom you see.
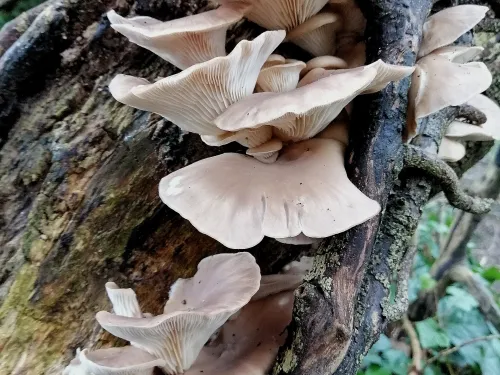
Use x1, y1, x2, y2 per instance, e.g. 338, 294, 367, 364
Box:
186, 291, 294, 375
438, 137, 466, 163
107, 7, 244, 70
445, 94, 500, 141
286, 12, 342, 56
418, 5, 489, 58
105, 282, 143, 318
216, 0, 330, 31
109, 30, 285, 139
96, 253, 261, 374
63, 347, 165, 375
215, 60, 414, 142
256, 60, 306, 92
159, 138, 380, 249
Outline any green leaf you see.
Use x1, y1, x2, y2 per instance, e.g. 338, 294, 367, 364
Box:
419, 273, 437, 291
482, 266, 500, 282
371, 334, 392, 352
445, 285, 479, 312
415, 318, 450, 349
424, 365, 444, 375
364, 365, 392, 375
362, 353, 384, 367
382, 349, 410, 375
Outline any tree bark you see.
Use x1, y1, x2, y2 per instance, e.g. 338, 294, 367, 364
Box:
0, 0, 495, 374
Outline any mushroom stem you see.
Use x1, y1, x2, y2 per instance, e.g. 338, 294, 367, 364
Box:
403, 145, 493, 214
457, 104, 487, 126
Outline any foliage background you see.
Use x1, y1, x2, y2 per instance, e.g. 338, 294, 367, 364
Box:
0, 0, 45, 27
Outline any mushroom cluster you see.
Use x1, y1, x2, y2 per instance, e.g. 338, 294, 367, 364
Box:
406, 5, 500, 162
108, 0, 415, 248
64, 253, 312, 375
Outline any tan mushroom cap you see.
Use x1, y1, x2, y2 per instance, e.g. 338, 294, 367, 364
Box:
409, 54, 492, 121
431, 46, 484, 64
75, 347, 165, 375
286, 12, 342, 56
107, 8, 244, 70
337, 41, 366, 68
109, 30, 285, 136
105, 282, 143, 318
328, 0, 366, 35
201, 126, 273, 148
186, 292, 294, 375
418, 5, 488, 59
256, 60, 306, 92
303, 55, 348, 75
159, 138, 380, 249
316, 119, 349, 145
96, 253, 260, 374
262, 54, 286, 68
216, 60, 413, 142
438, 137, 466, 163
445, 94, 500, 141
217, 0, 330, 31
246, 138, 283, 163
252, 256, 313, 301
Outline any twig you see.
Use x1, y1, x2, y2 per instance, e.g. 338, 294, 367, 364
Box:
403, 315, 423, 375
403, 145, 493, 214
425, 334, 500, 366
456, 104, 487, 125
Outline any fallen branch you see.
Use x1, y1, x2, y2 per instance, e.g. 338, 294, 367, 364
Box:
403, 315, 423, 375
425, 334, 500, 366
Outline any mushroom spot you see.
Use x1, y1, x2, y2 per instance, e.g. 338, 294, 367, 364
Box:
166, 176, 184, 196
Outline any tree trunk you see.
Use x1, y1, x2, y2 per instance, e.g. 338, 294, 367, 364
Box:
0, 0, 496, 374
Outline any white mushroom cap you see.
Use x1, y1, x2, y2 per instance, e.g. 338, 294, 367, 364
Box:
159, 138, 380, 249
109, 30, 285, 136
186, 291, 294, 375
275, 233, 320, 245
445, 94, 500, 141
66, 347, 165, 375
105, 282, 143, 318
217, 0, 330, 31
252, 256, 313, 300
418, 5, 488, 58
107, 8, 243, 70
201, 126, 273, 148
256, 60, 306, 92
430, 46, 484, 64
408, 53, 492, 121
216, 60, 413, 142
96, 253, 260, 375
286, 12, 342, 56
316, 119, 349, 145
262, 54, 286, 68
303, 55, 348, 75
438, 137, 466, 162
245, 138, 283, 163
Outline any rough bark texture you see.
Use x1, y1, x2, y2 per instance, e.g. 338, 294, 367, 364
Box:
0, 0, 496, 374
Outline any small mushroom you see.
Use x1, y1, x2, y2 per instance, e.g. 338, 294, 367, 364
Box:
328, 0, 366, 57
256, 60, 306, 92
262, 54, 286, 68
105, 282, 143, 318
201, 126, 273, 148
286, 12, 342, 56
418, 5, 489, 58
96, 253, 261, 374
216, 0, 330, 31
215, 60, 413, 142
438, 137, 466, 163
159, 138, 380, 249
186, 292, 294, 375
109, 30, 285, 138
245, 138, 283, 164
252, 256, 313, 300
408, 50, 492, 121
63, 347, 166, 375
316, 119, 349, 145
303, 55, 348, 76
445, 94, 500, 141
107, 8, 244, 70
337, 41, 366, 68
